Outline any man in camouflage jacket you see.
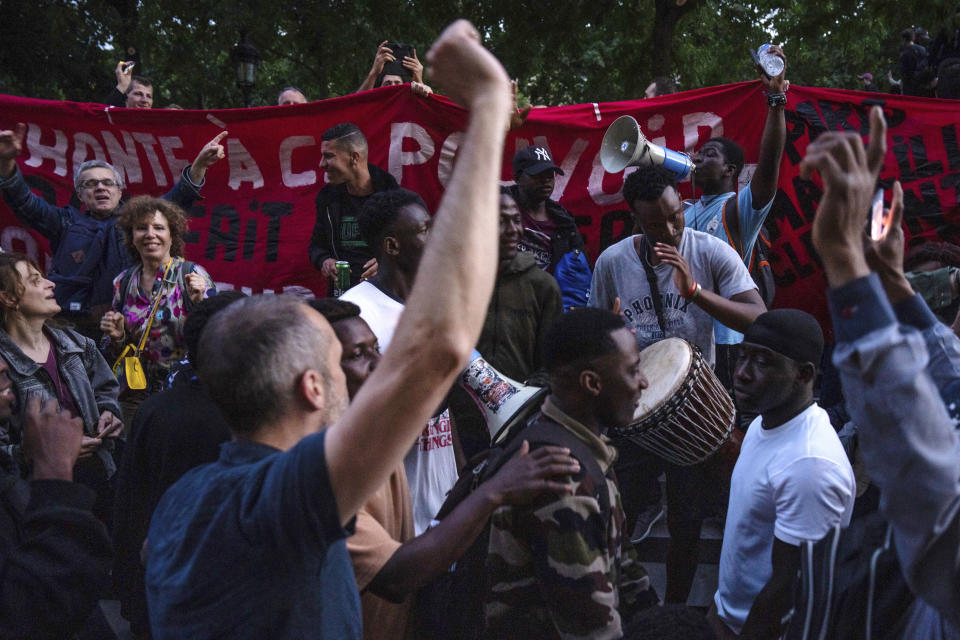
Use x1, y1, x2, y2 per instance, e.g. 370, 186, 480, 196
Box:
484, 308, 657, 639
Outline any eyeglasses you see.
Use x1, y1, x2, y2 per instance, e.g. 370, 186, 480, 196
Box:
79, 178, 118, 189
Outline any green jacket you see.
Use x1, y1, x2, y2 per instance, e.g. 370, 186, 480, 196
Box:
477, 252, 562, 382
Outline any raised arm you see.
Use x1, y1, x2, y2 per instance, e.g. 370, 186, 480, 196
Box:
357, 41, 395, 93
807, 106, 960, 626
749, 45, 788, 208
0, 123, 25, 180
0, 123, 72, 244
325, 21, 511, 524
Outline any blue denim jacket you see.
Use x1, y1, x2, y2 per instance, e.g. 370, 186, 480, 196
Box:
830, 275, 960, 636
0, 166, 202, 312
146, 431, 360, 639
0, 326, 121, 477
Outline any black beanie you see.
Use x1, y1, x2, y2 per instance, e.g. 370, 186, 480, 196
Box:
743, 309, 824, 366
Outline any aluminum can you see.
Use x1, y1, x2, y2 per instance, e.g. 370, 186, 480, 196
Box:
333, 261, 351, 297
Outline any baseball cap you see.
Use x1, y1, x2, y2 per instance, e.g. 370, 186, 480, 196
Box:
858, 72, 873, 81
513, 146, 565, 177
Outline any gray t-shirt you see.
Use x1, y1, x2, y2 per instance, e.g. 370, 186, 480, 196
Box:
588, 230, 756, 366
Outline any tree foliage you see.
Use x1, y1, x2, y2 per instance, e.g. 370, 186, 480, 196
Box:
0, 0, 955, 109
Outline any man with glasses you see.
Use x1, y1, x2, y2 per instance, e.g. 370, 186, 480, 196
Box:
0, 125, 226, 337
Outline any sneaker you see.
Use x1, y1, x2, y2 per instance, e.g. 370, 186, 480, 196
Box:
631, 503, 665, 543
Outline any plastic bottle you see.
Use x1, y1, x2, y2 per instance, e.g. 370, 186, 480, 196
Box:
757, 44, 784, 77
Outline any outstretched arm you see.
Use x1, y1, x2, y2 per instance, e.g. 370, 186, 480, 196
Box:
0, 123, 25, 179
808, 106, 960, 626
187, 131, 228, 185
365, 442, 578, 601
326, 21, 512, 524
749, 45, 788, 208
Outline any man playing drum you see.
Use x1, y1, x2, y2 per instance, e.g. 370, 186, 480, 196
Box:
589, 164, 766, 604
708, 309, 854, 639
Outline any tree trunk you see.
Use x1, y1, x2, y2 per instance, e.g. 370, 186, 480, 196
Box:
651, 0, 699, 79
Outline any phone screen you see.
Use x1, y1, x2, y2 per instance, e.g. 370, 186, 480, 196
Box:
869, 188, 886, 241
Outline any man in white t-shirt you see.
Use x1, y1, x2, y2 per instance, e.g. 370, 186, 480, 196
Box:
709, 309, 855, 639
589, 164, 766, 605
341, 187, 459, 535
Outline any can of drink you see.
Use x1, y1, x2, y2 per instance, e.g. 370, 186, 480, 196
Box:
333, 261, 351, 297
757, 44, 784, 77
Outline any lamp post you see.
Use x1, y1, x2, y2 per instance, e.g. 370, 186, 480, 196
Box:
232, 30, 260, 108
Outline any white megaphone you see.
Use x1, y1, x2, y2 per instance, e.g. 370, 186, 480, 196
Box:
600, 115, 694, 180
459, 350, 549, 445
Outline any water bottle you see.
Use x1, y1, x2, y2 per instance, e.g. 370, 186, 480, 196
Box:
757, 44, 784, 77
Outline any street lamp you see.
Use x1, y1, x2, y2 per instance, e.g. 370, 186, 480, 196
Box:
232, 30, 260, 107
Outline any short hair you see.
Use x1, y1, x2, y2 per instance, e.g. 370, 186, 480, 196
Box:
0, 252, 42, 325
129, 75, 153, 90
277, 86, 306, 103
374, 71, 408, 88
321, 122, 367, 154
74, 160, 124, 191
623, 165, 678, 205
197, 295, 333, 434
904, 241, 960, 271
308, 298, 361, 325
183, 291, 247, 369
711, 137, 745, 180
542, 307, 627, 375
357, 188, 428, 253
116, 196, 188, 262
902, 28, 915, 42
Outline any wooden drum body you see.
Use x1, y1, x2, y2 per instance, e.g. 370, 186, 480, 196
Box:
611, 338, 735, 466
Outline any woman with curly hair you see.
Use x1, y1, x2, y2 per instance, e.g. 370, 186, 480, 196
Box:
100, 196, 215, 402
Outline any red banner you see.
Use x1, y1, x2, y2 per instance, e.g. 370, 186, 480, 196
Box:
1, 84, 958, 333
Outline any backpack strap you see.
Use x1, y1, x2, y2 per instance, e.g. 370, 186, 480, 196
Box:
178, 260, 197, 312
720, 198, 745, 259
116, 268, 135, 308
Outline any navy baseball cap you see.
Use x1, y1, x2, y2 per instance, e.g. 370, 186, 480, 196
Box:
513, 146, 565, 177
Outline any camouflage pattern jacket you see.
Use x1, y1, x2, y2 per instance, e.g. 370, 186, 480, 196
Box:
483, 397, 653, 639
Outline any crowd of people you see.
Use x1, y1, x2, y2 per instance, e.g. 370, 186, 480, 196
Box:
0, 17, 958, 640
860, 14, 960, 99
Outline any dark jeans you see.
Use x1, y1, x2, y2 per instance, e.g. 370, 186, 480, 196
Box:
613, 438, 728, 528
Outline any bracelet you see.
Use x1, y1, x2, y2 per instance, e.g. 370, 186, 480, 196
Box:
766, 92, 787, 108
682, 281, 700, 299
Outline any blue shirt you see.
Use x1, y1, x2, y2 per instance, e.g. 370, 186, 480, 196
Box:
145, 431, 361, 639
685, 186, 773, 345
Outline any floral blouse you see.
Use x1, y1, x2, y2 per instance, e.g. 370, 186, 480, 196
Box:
110, 258, 215, 387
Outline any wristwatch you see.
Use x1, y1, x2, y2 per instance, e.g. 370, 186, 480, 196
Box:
767, 92, 787, 108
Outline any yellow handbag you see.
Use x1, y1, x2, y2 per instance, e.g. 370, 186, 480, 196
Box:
112, 343, 148, 390
110, 260, 173, 391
